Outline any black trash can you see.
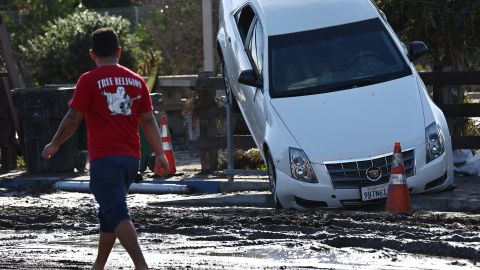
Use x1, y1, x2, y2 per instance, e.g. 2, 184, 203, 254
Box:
12, 86, 81, 174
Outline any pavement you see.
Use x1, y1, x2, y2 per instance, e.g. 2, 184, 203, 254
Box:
410, 176, 480, 212
0, 171, 479, 212
0, 172, 270, 193
148, 176, 480, 212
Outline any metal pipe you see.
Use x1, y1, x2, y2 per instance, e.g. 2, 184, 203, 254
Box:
226, 90, 234, 182
54, 181, 190, 194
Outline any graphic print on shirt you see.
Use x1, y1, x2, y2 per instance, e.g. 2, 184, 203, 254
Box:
102, 86, 141, 116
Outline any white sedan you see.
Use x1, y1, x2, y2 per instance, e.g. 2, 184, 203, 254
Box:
217, 0, 454, 209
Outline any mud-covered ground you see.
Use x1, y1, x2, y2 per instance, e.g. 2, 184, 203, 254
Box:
0, 186, 479, 270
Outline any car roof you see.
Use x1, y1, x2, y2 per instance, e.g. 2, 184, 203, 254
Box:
242, 0, 380, 36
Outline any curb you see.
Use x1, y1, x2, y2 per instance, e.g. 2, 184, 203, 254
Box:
149, 191, 480, 212
0, 175, 270, 194
2, 175, 479, 212
412, 195, 480, 212
149, 192, 273, 208
411, 177, 480, 212
0, 177, 62, 189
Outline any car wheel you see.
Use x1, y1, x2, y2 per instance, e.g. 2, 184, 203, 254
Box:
266, 152, 282, 209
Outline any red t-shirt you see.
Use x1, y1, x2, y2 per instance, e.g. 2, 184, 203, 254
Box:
70, 65, 152, 160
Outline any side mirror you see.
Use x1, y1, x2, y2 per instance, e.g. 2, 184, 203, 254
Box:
238, 69, 263, 88
408, 41, 428, 61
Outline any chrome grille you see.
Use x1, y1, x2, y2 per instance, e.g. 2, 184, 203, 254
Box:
325, 149, 415, 189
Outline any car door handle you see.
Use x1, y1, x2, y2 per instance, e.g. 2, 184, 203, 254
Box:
227, 37, 231, 43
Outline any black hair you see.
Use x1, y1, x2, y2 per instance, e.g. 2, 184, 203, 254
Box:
91, 28, 120, 57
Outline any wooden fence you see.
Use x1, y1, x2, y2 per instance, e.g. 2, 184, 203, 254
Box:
193, 72, 255, 173
419, 71, 480, 149
158, 71, 480, 172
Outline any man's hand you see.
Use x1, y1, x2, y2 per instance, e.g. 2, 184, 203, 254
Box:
40, 108, 84, 160
154, 153, 170, 177
139, 111, 171, 177
41, 142, 59, 159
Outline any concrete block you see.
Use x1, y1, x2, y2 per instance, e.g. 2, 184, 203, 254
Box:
446, 199, 480, 212
150, 192, 272, 208
411, 196, 447, 211
218, 181, 269, 193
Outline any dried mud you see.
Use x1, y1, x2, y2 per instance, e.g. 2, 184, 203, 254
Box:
0, 188, 479, 269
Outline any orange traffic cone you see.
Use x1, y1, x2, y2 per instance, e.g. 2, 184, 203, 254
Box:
385, 142, 412, 213
160, 115, 176, 176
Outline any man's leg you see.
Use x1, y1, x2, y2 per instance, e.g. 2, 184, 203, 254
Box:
91, 232, 116, 270
89, 157, 121, 269
114, 219, 148, 270
91, 155, 146, 269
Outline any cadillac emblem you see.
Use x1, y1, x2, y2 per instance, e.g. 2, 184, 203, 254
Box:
366, 167, 382, 181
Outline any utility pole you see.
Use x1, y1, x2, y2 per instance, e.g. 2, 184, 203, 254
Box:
202, 0, 215, 73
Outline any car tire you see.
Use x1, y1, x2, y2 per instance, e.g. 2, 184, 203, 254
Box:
266, 152, 283, 209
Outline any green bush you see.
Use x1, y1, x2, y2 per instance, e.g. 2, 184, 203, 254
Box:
20, 10, 141, 85
81, 0, 134, 8
3, 0, 78, 47
218, 148, 267, 171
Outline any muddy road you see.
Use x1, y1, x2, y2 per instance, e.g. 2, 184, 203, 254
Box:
0, 187, 479, 269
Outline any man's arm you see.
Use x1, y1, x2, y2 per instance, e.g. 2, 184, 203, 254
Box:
138, 111, 170, 176
41, 108, 84, 159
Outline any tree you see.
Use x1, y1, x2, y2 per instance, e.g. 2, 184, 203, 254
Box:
138, 0, 219, 75
375, 0, 480, 136
3, 0, 79, 47
20, 10, 141, 85
375, 0, 480, 70
81, 0, 134, 9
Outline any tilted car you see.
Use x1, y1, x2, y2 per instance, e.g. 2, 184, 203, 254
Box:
217, 0, 454, 209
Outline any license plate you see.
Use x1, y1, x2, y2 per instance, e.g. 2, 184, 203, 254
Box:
361, 183, 389, 201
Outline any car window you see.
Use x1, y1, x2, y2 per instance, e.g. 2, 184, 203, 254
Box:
235, 5, 255, 44
268, 18, 412, 98
247, 21, 264, 77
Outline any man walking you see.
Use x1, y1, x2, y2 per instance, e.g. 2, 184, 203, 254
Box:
42, 27, 169, 270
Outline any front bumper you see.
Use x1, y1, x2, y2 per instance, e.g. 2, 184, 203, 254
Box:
275, 141, 454, 209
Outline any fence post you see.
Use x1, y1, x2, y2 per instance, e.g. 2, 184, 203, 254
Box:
432, 65, 444, 104
197, 71, 218, 173
0, 75, 16, 171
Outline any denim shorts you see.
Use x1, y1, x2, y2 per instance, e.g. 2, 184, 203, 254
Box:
89, 155, 139, 233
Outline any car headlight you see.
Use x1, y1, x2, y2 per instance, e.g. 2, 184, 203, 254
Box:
425, 122, 445, 163
289, 147, 317, 183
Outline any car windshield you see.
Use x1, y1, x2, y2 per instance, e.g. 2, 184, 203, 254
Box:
268, 18, 412, 98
